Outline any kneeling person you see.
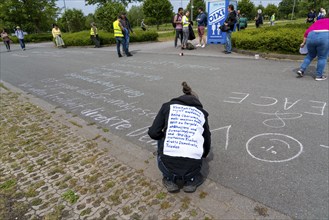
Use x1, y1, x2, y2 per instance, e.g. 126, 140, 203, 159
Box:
148, 82, 211, 193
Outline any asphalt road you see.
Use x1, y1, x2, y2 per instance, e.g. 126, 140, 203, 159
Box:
1, 42, 328, 219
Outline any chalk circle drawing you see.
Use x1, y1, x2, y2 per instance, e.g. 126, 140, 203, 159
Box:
257, 111, 303, 128
246, 133, 303, 163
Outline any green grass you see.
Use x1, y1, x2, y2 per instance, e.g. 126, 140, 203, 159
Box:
0, 179, 16, 190
62, 189, 79, 204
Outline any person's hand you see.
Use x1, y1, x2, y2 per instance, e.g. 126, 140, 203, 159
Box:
300, 42, 305, 48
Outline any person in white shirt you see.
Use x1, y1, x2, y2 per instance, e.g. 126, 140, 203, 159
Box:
15, 26, 25, 50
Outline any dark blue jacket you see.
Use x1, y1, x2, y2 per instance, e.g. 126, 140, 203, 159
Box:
196, 12, 207, 26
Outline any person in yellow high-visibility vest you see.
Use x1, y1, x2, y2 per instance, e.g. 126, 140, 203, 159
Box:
270, 13, 275, 26
90, 22, 100, 48
181, 11, 190, 49
113, 16, 132, 57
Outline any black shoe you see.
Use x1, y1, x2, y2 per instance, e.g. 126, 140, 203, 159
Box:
224, 51, 231, 54
297, 69, 304, 77
183, 174, 204, 193
126, 53, 133, 57
118, 54, 123, 57
162, 177, 179, 193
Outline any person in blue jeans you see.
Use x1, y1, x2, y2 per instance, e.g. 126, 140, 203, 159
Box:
15, 26, 25, 50
223, 4, 237, 54
120, 13, 134, 53
113, 16, 132, 57
297, 15, 329, 81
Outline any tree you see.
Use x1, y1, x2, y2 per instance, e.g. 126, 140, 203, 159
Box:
185, 0, 206, 21
85, 13, 96, 30
256, 4, 265, 14
278, 0, 299, 19
94, 2, 125, 32
264, 4, 278, 20
297, 0, 329, 18
143, 0, 173, 30
237, 0, 256, 20
127, 5, 145, 28
0, 0, 58, 33
86, 0, 142, 6
58, 9, 86, 32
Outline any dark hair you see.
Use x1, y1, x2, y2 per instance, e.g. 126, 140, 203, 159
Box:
228, 4, 234, 10
182, 82, 199, 99
198, 7, 203, 11
178, 7, 183, 12
182, 82, 192, 95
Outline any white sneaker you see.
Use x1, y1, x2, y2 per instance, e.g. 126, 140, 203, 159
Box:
315, 76, 327, 81
201, 44, 206, 48
196, 44, 201, 47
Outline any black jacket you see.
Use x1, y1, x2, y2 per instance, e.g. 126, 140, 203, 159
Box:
225, 10, 237, 31
148, 95, 211, 176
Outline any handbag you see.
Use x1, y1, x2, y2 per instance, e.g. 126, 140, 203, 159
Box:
220, 24, 229, 32
299, 45, 308, 55
188, 25, 195, 41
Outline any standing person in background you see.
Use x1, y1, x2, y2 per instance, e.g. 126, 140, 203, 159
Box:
1, 29, 11, 52
120, 13, 134, 53
196, 7, 207, 48
174, 8, 184, 48
236, 10, 241, 31
113, 15, 132, 58
270, 13, 276, 26
181, 11, 190, 50
52, 24, 65, 48
90, 22, 100, 48
148, 82, 211, 193
239, 14, 248, 30
306, 9, 316, 23
317, 8, 326, 20
255, 9, 263, 28
15, 26, 25, 50
141, 19, 147, 31
297, 14, 329, 81
223, 4, 237, 54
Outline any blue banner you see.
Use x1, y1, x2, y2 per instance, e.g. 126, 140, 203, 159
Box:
207, 0, 227, 44
206, 0, 238, 45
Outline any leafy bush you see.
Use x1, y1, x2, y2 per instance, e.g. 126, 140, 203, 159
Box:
232, 23, 311, 54
62, 30, 158, 46
2, 33, 53, 43
2, 30, 158, 46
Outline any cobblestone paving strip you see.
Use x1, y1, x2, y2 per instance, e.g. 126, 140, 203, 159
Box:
0, 88, 214, 220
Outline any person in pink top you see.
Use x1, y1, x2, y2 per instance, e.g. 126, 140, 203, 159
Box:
174, 8, 184, 48
297, 13, 329, 81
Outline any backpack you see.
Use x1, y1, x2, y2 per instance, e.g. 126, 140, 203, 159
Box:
172, 14, 180, 28
186, 42, 195, 50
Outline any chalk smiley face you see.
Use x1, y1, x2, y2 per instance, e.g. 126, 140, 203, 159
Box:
246, 133, 303, 163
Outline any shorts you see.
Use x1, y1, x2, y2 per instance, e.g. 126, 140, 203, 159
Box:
198, 26, 205, 37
